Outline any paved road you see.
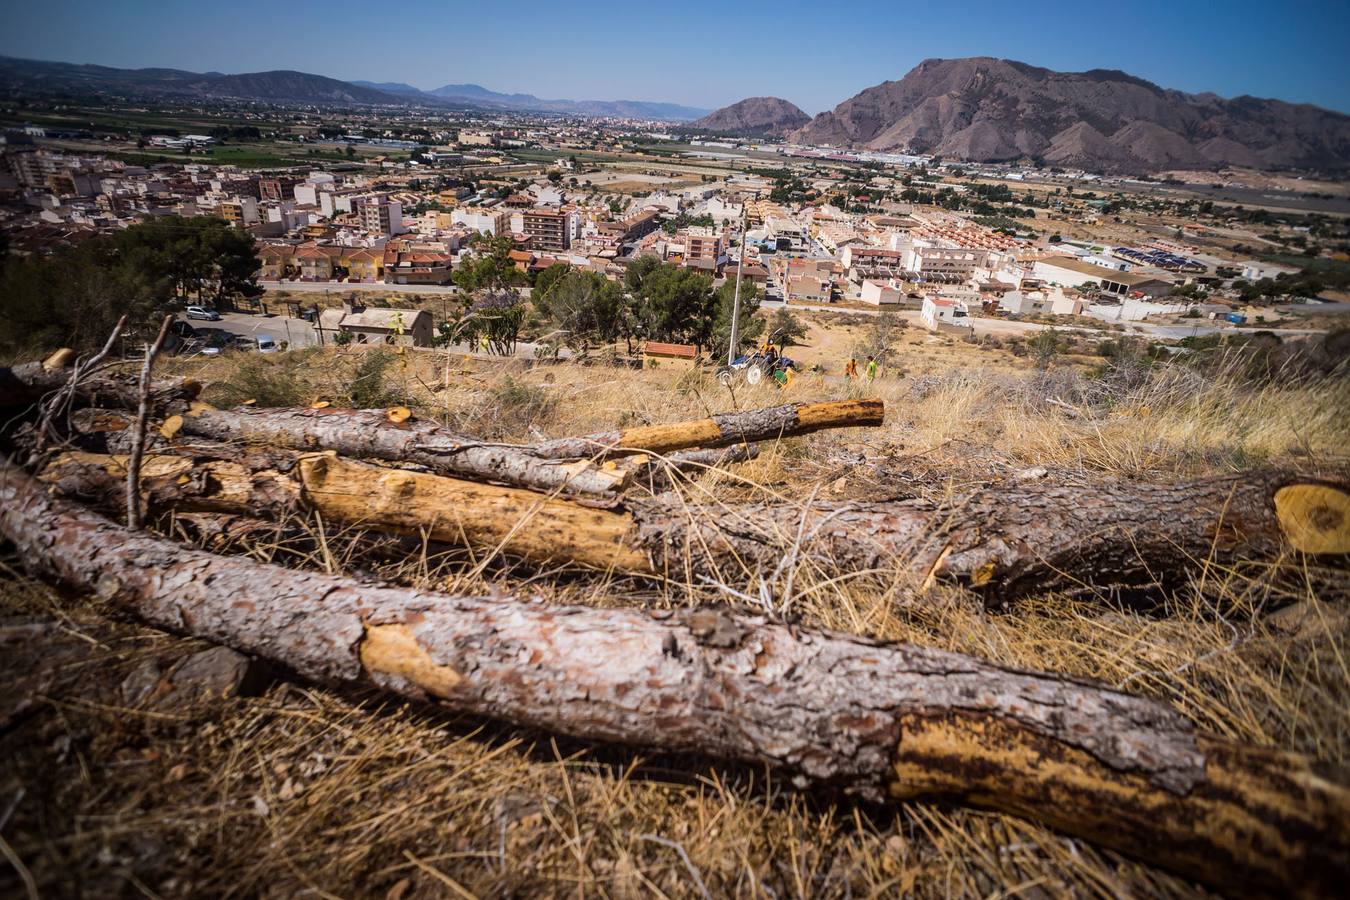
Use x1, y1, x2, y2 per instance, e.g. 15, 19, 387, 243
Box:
178, 311, 320, 350
260, 280, 460, 296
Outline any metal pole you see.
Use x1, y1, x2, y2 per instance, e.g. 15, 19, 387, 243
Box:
727, 203, 748, 365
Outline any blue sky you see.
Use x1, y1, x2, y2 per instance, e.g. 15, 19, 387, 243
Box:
3, 0, 1348, 114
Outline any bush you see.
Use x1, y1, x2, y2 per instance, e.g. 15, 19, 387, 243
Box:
346, 347, 410, 409
209, 355, 308, 408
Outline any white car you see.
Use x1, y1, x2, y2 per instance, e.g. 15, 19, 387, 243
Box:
185, 305, 221, 321
256, 335, 280, 353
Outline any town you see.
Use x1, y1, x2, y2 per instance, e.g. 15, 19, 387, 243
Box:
4, 91, 1347, 369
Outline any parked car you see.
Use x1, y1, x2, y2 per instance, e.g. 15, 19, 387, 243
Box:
185, 305, 221, 321
255, 335, 280, 353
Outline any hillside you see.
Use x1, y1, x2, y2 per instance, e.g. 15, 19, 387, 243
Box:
0, 57, 710, 120
690, 96, 811, 136
2, 329, 1348, 897
0, 56, 396, 105
791, 57, 1350, 173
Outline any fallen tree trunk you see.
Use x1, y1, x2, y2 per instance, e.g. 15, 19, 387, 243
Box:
174, 405, 632, 504
0, 359, 200, 410
1, 460, 1345, 897
39, 449, 1350, 597
41, 448, 649, 573
528, 399, 884, 459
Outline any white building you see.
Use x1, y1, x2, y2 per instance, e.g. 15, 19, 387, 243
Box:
765, 216, 809, 253
451, 208, 508, 236
920, 296, 971, 331
860, 280, 902, 306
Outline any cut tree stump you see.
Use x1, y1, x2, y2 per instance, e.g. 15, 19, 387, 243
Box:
528, 399, 884, 459
37, 448, 1350, 600
0, 459, 1345, 898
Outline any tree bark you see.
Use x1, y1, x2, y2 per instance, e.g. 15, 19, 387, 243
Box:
174, 405, 632, 504
0, 460, 1344, 898
0, 360, 200, 410
632, 471, 1350, 602
37, 449, 1350, 599
528, 399, 884, 459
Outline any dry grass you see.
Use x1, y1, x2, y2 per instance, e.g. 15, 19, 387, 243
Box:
3, 338, 1348, 898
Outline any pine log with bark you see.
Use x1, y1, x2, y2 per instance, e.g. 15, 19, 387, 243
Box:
174, 404, 632, 504
38, 449, 1350, 597
0, 459, 1345, 898
528, 399, 884, 459
0, 360, 200, 410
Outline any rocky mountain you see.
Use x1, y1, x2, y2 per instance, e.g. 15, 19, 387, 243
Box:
690, 97, 811, 136
790, 57, 1350, 173
0, 56, 395, 105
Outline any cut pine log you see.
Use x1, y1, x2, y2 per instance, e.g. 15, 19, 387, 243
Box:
0, 459, 1345, 898
174, 404, 632, 504
528, 399, 884, 459
0, 360, 200, 410
38, 449, 1350, 597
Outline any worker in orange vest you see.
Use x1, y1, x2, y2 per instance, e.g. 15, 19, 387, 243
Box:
844, 357, 858, 379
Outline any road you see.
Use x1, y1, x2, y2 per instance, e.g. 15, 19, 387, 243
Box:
179, 311, 320, 349
260, 280, 459, 296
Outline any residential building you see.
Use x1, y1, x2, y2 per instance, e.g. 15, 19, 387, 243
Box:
452, 207, 510, 236
860, 279, 903, 306
354, 195, 405, 236
920, 296, 971, 332
520, 208, 572, 252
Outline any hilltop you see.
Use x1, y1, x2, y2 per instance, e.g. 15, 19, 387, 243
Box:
791, 57, 1350, 173
690, 96, 811, 136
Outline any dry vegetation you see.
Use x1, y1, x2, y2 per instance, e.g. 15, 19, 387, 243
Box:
3, 335, 1348, 898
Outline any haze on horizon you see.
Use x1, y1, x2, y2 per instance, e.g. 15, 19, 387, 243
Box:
3, 0, 1348, 115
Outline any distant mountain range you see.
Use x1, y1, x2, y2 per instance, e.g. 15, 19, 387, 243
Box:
0, 56, 394, 104
789, 57, 1350, 173
690, 97, 810, 136
0, 56, 709, 121
5, 54, 1348, 172
355, 79, 709, 120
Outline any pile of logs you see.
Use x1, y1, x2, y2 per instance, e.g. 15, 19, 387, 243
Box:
2, 350, 1348, 897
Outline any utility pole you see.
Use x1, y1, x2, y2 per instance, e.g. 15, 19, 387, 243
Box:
728, 203, 748, 365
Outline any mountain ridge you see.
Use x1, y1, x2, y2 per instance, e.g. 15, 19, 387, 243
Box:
790, 57, 1350, 173
690, 97, 810, 136
0, 56, 710, 121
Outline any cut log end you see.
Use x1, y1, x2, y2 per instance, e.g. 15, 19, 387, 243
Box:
1276, 484, 1350, 554
42, 347, 77, 371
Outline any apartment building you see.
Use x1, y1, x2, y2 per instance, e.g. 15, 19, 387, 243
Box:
258, 177, 301, 202
520, 208, 572, 252
218, 196, 260, 226
905, 245, 988, 283
683, 230, 725, 264
452, 207, 510, 236
354, 195, 405, 236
